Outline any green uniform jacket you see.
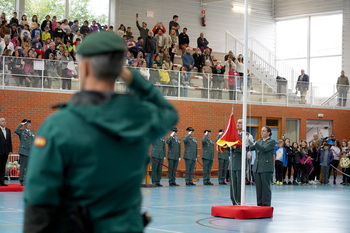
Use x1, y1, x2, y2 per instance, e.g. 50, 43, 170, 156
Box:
166, 136, 181, 160
231, 132, 254, 171
202, 135, 214, 160
216, 134, 229, 160
183, 134, 197, 161
14, 124, 35, 156
251, 137, 276, 173
23, 69, 178, 233
151, 138, 166, 159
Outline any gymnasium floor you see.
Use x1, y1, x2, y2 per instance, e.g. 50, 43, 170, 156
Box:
1, 178, 349, 233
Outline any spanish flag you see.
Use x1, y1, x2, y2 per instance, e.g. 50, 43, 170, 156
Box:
217, 113, 242, 152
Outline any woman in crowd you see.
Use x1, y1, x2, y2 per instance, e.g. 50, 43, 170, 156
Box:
60, 49, 74, 90
117, 24, 126, 37
19, 15, 28, 28
283, 138, 293, 184
11, 50, 25, 86
223, 57, 234, 90
300, 140, 311, 185
329, 139, 341, 184
180, 66, 190, 97
61, 19, 70, 32
202, 60, 212, 99
340, 140, 349, 185
291, 141, 302, 185
139, 61, 150, 81
30, 15, 38, 30
158, 63, 170, 96
166, 28, 178, 63
235, 54, 244, 90
309, 141, 319, 184
251, 126, 275, 206
228, 63, 239, 100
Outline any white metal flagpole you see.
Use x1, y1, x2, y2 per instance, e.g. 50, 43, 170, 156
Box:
240, 0, 249, 206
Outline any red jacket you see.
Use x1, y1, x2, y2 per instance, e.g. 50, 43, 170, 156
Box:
228, 70, 240, 86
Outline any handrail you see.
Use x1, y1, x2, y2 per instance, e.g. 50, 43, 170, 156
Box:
321, 92, 338, 106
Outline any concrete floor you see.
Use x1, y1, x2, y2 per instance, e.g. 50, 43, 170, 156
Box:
1, 177, 349, 233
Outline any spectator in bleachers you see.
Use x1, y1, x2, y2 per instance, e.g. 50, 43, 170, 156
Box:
149, 63, 162, 91
107, 26, 114, 33
135, 51, 145, 67
136, 37, 143, 53
228, 63, 239, 100
10, 23, 20, 39
44, 42, 56, 59
0, 37, 14, 54
61, 19, 70, 33
125, 51, 133, 66
202, 60, 212, 98
144, 31, 156, 68
168, 69, 179, 96
73, 30, 82, 43
51, 16, 57, 31
0, 21, 10, 38
30, 15, 38, 30
10, 34, 20, 49
80, 21, 90, 36
127, 36, 138, 58
224, 57, 234, 89
296, 69, 309, 104
179, 28, 189, 55
9, 12, 19, 27
0, 13, 6, 25
23, 51, 36, 86
20, 24, 30, 40
56, 44, 65, 60
182, 47, 194, 73
64, 29, 73, 44
153, 54, 162, 68
54, 22, 65, 39
169, 15, 180, 36
60, 49, 73, 90
193, 48, 204, 73
19, 15, 28, 28
43, 38, 51, 51
42, 26, 51, 42
224, 50, 236, 61
197, 33, 212, 54
159, 63, 170, 95
166, 28, 178, 63
31, 23, 42, 40
152, 22, 166, 35
21, 35, 31, 52
41, 15, 52, 32
329, 139, 341, 184
11, 50, 25, 86
336, 70, 349, 107
136, 16, 149, 40
212, 60, 225, 99
164, 55, 173, 70
235, 54, 244, 90
90, 20, 98, 33
117, 24, 126, 37
203, 48, 214, 67
300, 140, 311, 185
70, 20, 79, 34
180, 66, 190, 97
154, 29, 167, 56
55, 37, 63, 49
140, 61, 150, 81
46, 52, 60, 89
126, 27, 133, 40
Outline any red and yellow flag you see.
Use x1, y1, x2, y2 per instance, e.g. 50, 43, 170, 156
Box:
217, 113, 242, 152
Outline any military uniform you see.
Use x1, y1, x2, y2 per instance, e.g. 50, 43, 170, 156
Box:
23, 31, 179, 233
183, 127, 197, 185
202, 131, 214, 185
166, 128, 181, 186
230, 132, 254, 205
251, 137, 275, 206
216, 132, 229, 184
151, 137, 166, 186
14, 120, 35, 185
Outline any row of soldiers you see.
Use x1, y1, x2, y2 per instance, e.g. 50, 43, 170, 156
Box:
150, 127, 230, 186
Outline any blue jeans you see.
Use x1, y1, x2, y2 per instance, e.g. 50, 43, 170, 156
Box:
181, 85, 189, 97
146, 52, 154, 68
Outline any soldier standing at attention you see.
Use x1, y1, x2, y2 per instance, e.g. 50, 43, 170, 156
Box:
217, 129, 229, 185
184, 127, 197, 186
166, 128, 181, 186
14, 119, 35, 186
202, 130, 214, 185
151, 137, 166, 187
23, 31, 178, 233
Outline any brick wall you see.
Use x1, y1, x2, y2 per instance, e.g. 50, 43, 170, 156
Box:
1, 90, 350, 172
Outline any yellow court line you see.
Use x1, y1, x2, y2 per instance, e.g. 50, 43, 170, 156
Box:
0, 220, 22, 226
142, 189, 150, 194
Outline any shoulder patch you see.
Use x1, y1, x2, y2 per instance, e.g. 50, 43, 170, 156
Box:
34, 137, 47, 148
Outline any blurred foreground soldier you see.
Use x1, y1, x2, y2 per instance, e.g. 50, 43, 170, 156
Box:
183, 127, 197, 186
14, 119, 35, 186
23, 31, 178, 233
202, 130, 214, 185
166, 128, 181, 186
151, 137, 166, 187
217, 129, 229, 185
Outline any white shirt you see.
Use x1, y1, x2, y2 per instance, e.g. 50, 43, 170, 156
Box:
276, 147, 283, 161
1, 127, 6, 139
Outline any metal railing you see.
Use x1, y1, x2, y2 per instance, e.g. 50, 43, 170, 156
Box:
1, 56, 349, 109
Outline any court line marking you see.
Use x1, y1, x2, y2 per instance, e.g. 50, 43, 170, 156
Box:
0, 220, 22, 225
142, 189, 150, 194
146, 227, 183, 233
143, 203, 215, 208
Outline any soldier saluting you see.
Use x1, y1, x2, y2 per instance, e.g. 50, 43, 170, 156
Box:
151, 137, 166, 187
217, 129, 229, 185
14, 119, 35, 186
202, 130, 214, 185
183, 127, 197, 186
166, 127, 181, 186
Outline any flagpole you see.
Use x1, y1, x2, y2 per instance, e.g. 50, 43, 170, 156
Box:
240, 0, 249, 206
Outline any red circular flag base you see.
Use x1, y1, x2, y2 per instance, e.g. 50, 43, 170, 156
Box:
211, 205, 274, 219
0, 184, 24, 192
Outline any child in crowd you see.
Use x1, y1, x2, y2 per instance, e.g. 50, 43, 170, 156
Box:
126, 27, 133, 40
19, 14, 28, 28
317, 143, 333, 185
54, 22, 65, 40
30, 15, 38, 30
300, 140, 312, 185
20, 24, 30, 40
31, 23, 42, 40
9, 12, 19, 27
71, 20, 79, 34
153, 54, 162, 68
340, 151, 350, 186
80, 21, 90, 36
51, 16, 57, 31
61, 19, 70, 32
42, 26, 51, 41
291, 142, 302, 184
31, 35, 42, 50
21, 35, 31, 51
10, 23, 20, 39
73, 30, 83, 43
274, 140, 287, 185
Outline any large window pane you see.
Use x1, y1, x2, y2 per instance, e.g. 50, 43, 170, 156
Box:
310, 14, 342, 56
25, 0, 65, 22
276, 18, 308, 59
0, 0, 15, 21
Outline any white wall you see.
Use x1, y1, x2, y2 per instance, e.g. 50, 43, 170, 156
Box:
109, 0, 275, 53
343, 0, 350, 72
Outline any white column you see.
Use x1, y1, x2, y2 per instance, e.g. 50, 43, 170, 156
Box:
65, 0, 69, 19
109, 0, 120, 28
14, 0, 25, 18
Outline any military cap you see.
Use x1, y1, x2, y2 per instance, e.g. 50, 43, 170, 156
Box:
203, 130, 211, 133
22, 119, 31, 123
219, 129, 224, 132
186, 127, 194, 132
76, 31, 126, 56
172, 128, 178, 133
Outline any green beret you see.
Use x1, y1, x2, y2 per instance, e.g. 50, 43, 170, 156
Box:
77, 31, 126, 56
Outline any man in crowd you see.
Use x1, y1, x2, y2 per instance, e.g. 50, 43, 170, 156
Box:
336, 70, 349, 107
23, 31, 178, 232
14, 119, 35, 186
197, 33, 211, 54
327, 134, 336, 145
152, 21, 166, 35
0, 118, 12, 186
224, 50, 235, 61
44, 42, 56, 59
212, 60, 225, 99
89, 20, 99, 33
154, 29, 167, 56
183, 127, 197, 186
144, 31, 156, 68
136, 16, 149, 40
151, 137, 166, 187
202, 130, 214, 185
166, 128, 181, 186
169, 15, 180, 36
217, 129, 229, 185
182, 47, 194, 74
296, 69, 309, 104
179, 28, 190, 55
